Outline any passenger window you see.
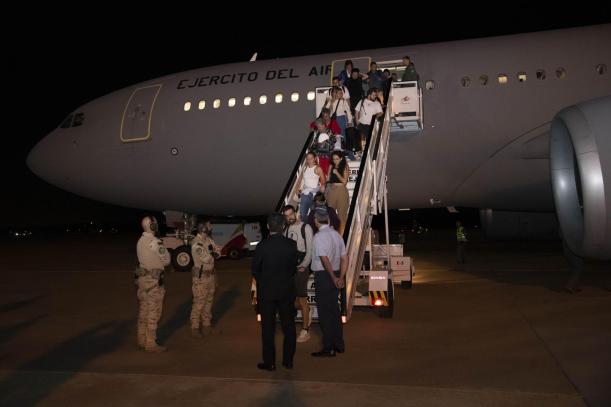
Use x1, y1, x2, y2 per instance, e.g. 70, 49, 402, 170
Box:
291, 92, 300, 102
244, 96, 252, 106
183, 102, 192, 112
259, 95, 268, 105
479, 75, 488, 86
228, 98, 236, 107
307, 91, 315, 101
213, 99, 221, 109
517, 72, 527, 82
198, 101, 206, 110
461, 77, 470, 87
497, 74, 508, 84
275, 94, 283, 103
596, 64, 607, 75
536, 70, 546, 80
555, 68, 567, 79
425, 80, 435, 90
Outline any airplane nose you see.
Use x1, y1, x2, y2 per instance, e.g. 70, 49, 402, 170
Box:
27, 131, 62, 184
27, 138, 45, 178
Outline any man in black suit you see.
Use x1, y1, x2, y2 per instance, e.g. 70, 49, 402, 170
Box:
251, 213, 298, 371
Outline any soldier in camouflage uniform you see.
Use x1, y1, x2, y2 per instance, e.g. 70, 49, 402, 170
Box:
190, 219, 221, 338
135, 216, 170, 352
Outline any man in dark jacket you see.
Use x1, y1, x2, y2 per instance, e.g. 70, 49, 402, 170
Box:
345, 68, 364, 113
251, 213, 298, 371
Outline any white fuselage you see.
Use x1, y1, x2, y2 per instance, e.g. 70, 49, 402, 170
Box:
27, 25, 611, 215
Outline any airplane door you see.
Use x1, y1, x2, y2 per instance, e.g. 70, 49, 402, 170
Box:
120, 84, 162, 142
331, 57, 371, 83
315, 87, 332, 117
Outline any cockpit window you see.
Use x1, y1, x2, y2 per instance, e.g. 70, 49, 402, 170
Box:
58, 112, 85, 129
60, 114, 73, 129
72, 112, 85, 127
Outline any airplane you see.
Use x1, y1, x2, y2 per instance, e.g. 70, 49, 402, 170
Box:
27, 24, 611, 260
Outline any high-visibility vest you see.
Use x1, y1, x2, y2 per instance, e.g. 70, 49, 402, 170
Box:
456, 226, 467, 242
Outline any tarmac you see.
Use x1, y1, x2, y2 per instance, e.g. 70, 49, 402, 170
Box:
0, 234, 609, 406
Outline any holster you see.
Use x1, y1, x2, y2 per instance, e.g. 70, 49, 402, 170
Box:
192, 265, 214, 279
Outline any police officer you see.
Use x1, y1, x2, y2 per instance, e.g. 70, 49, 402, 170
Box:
190, 219, 221, 338
135, 216, 170, 352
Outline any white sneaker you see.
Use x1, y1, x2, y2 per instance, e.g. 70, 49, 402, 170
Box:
296, 329, 310, 343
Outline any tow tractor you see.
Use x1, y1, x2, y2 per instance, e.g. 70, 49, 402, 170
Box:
161, 212, 262, 272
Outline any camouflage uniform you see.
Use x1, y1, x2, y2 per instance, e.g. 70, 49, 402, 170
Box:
190, 233, 220, 331
136, 232, 170, 350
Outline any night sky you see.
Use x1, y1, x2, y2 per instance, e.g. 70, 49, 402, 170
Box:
5, 6, 610, 229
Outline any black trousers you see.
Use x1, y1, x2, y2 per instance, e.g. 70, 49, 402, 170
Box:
314, 270, 344, 351
456, 241, 466, 264
356, 123, 370, 152
259, 298, 296, 366
345, 126, 358, 152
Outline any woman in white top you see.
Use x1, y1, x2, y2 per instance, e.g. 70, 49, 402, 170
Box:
325, 87, 353, 145
297, 152, 326, 221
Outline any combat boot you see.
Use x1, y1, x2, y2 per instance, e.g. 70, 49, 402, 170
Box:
137, 324, 146, 348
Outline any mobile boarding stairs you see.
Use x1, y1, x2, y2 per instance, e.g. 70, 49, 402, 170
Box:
252, 81, 422, 322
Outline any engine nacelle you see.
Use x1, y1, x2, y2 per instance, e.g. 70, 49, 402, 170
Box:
550, 96, 611, 259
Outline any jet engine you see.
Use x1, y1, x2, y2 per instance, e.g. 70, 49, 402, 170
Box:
550, 96, 611, 259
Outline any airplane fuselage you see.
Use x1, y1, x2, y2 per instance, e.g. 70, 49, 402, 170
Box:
27, 25, 611, 216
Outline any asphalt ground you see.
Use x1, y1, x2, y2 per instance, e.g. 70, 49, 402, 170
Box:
1, 235, 609, 406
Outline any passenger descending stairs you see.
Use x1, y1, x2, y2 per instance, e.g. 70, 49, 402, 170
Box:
252, 82, 422, 322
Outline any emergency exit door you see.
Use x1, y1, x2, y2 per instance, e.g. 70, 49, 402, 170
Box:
120, 84, 162, 142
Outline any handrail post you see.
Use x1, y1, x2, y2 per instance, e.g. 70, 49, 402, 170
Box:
383, 174, 391, 277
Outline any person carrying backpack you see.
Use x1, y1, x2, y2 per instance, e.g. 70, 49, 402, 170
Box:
282, 205, 314, 343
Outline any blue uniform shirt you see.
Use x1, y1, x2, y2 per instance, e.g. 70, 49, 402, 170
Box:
311, 225, 347, 271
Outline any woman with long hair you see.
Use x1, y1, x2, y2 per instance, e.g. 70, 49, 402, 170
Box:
297, 152, 326, 221
326, 86, 353, 145
326, 151, 350, 236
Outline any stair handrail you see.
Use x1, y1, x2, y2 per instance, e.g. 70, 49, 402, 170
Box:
275, 132, 316, 212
